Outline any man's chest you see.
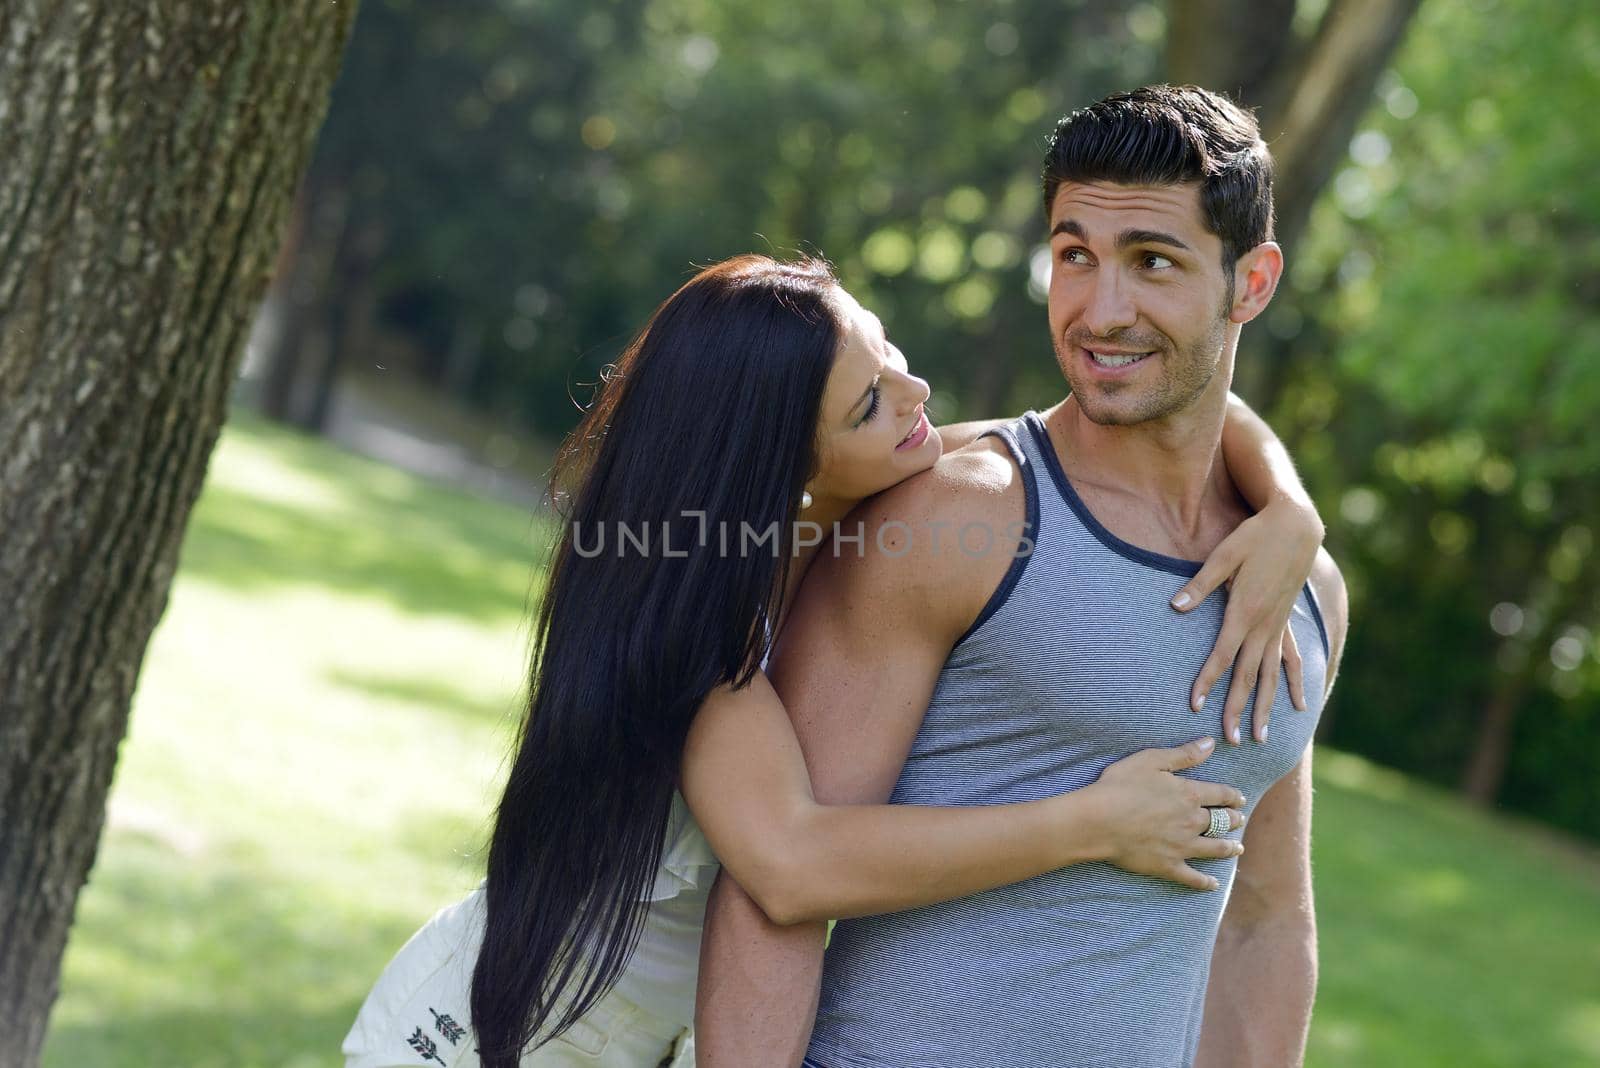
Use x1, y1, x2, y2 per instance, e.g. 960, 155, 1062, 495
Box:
898, 577, 1326, 804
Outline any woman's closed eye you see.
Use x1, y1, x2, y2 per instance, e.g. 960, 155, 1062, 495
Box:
857, 386, 882, 427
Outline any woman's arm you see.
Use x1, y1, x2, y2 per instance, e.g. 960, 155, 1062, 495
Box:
1170, 392, 1325, 744
1219, 391, 1320, 518
679, 674, 1245, 926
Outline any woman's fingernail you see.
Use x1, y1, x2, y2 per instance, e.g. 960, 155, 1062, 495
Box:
1171, 591, 1192, 609
1260, 725, 1269, 742
1228, 726, 1241, 745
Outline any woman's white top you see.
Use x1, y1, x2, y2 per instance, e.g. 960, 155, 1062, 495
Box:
611, 792, 720, 1022
341, 794, 719, 1064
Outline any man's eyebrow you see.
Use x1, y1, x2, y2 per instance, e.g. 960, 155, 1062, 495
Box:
1118, 228, 1191, 252
1048, 219, 1193, 253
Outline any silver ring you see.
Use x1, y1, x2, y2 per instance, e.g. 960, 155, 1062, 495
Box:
1202, 807, 1231, 838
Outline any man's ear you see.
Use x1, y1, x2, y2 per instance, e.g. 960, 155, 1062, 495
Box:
1228, 241, 1283, 325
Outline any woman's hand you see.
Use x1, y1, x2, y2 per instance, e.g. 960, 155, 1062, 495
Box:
1170, 496, 1324, 745
1082, 737, 1246, 891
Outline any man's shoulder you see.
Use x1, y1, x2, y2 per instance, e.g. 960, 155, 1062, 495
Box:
814, 433, 1027, 636
860, 430, 1024, 530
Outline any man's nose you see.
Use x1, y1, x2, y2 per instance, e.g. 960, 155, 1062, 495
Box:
1081, 272, 1137, 336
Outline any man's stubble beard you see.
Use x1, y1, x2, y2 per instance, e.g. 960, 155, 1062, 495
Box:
1056, 310, 1230, 428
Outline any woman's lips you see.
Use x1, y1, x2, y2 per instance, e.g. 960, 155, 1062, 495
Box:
896, 407, 931, 450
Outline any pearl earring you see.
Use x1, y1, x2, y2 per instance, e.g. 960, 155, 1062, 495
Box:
801, 491, 814, 510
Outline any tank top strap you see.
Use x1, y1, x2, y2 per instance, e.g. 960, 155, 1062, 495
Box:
983, 411, 1073, 517
949, 414, 1045, 650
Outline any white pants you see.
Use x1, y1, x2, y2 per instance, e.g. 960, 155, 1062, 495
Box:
342, 892, 696, 1067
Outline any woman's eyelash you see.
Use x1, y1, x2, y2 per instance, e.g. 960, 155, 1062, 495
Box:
860, 387, 882, 425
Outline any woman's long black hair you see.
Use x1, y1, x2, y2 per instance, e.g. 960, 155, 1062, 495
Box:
470, 255, 842, 1065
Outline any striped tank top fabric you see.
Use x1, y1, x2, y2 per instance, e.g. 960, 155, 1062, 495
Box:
804, 411, 1329, 1068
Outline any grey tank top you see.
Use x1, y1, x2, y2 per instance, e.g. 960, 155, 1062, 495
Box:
805, 412, 1329, 1068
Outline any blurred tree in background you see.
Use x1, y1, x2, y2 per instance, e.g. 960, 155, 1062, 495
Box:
1267, 0, 1600, 832
252, 0, 1597, 837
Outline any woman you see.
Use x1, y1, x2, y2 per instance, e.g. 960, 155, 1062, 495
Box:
342, 255, 1322, 1068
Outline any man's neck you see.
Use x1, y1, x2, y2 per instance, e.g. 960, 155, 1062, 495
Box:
1048, 383, 1235, 545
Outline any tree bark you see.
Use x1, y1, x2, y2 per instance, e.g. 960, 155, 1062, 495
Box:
1461, 541, 1600, 806
1164, 0, 1424, 406
0, 2, 358, 1062
1461, 681, 1526, 806
1165, 0, 1299, 108
306, 217, 385, 432
257, 177, 350, 425
1258, 0, 1424, 259
1165, 0, 1423, 257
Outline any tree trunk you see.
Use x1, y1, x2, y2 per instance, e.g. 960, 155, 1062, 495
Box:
1164, 0, 1424, 406
443, 314, 487, 397
0, 2, 358, 1062
306, 218, 385, 432
1166, 0, 1423, 257
1461, 681, 1526, 806
969, 319, 1023, 419
1165, 0, 1298, 108
1259, 0, 1424, 259
258, 179, 351, 425
256, 183, 313, 419
1460, 542, 1600, 806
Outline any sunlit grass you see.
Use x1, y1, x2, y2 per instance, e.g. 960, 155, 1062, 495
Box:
44, 413, 547, 1068
1308, 750, 1600, 1066
43, 414, 1600, 1067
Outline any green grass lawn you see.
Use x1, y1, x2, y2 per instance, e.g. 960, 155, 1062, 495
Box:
43, 414, 1600, 1067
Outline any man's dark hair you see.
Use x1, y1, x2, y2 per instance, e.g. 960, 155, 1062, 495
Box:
1042, 84, 1275, 273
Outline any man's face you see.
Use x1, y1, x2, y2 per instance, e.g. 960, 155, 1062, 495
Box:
1046, 181, 1236, 427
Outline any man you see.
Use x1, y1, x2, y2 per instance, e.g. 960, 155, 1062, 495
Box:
695, 85, 1349, 1067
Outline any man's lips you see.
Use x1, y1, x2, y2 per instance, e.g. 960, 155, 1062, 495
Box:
1079, 344, 1157, 371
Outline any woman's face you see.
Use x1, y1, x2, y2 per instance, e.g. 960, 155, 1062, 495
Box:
807, 287, 939, 510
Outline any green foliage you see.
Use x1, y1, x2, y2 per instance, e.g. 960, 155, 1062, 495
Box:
300, 0, 1598, 833
1270, 0, 1600, 829
313, 0, 654, 427
312, 0, 1168, 429
43, 420, 1600, 1066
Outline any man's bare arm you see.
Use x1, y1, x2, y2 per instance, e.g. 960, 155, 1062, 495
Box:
1195, 750, 1316, 1068
695, 876, 826, 1066
694, 447, 1016, 1065
1194, 550, 1348, 1068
